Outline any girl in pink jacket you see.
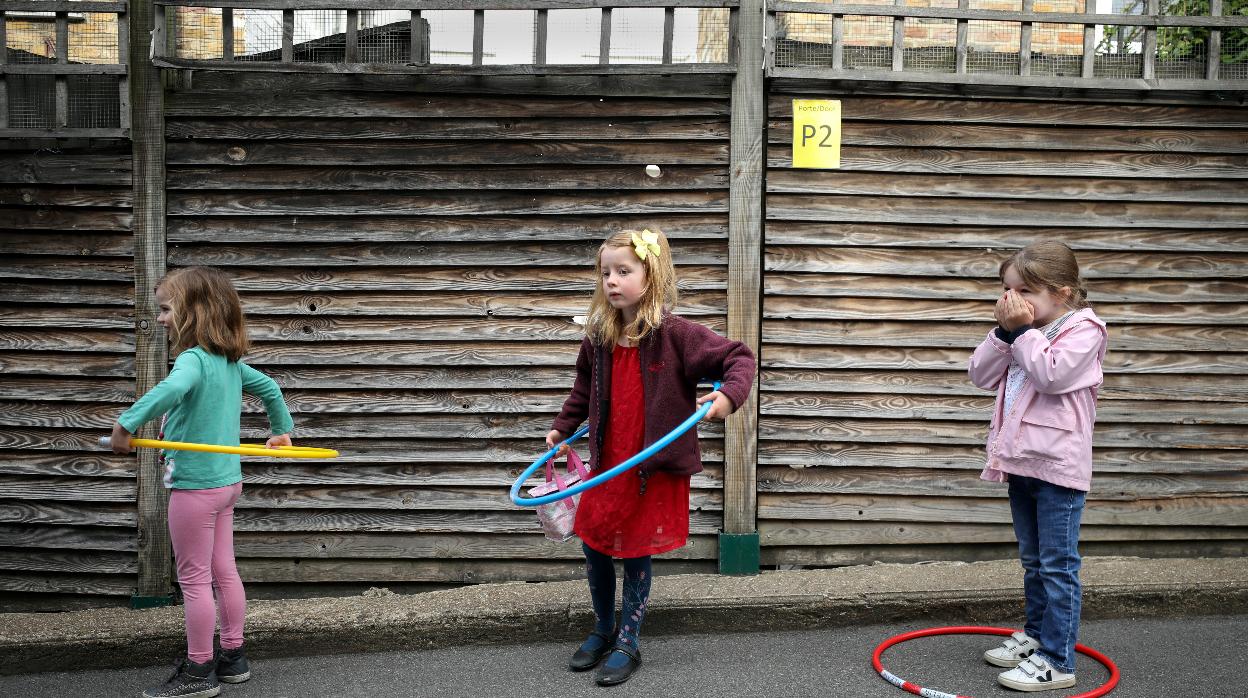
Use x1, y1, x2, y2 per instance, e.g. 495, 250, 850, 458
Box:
968, 241, 1108, 693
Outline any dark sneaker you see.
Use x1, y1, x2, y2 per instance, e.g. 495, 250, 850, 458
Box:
141, 658, 220, 698
216, 645, 251, 684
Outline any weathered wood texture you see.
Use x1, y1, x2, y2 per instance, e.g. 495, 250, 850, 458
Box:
0, 142, 137, 599
158, 75, 733, 587
761, 91, 1248, 565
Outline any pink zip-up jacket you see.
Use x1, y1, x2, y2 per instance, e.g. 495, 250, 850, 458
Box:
968, 308, 1108, 492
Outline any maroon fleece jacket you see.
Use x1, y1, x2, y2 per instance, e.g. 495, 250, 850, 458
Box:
550, 313, 756, 483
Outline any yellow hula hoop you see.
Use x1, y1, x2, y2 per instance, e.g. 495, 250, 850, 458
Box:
100, 437, 338, 459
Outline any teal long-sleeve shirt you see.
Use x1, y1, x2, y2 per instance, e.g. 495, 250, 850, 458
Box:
118, 346, 294, 490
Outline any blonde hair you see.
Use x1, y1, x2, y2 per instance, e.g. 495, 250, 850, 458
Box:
1000, 240, 1090, 310
584, 229, 679, 346
157, 266, 250, 361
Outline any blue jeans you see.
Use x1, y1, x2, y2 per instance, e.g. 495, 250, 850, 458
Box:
1008, 474, 1086, 674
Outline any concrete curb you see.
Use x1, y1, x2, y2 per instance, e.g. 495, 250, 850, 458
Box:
3, 556, 1246, 675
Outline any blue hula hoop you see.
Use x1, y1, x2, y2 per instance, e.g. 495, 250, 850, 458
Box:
509, 380, 723, 507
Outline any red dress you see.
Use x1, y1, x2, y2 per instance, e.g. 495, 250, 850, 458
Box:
574, 345, 691, 558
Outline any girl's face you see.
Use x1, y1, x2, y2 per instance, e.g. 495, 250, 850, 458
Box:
1002, 264, 1070, 326
155, 285, 175, 330
600, 245, 648, 320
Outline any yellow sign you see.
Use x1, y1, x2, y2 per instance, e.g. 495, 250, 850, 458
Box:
791, 99, 842, 169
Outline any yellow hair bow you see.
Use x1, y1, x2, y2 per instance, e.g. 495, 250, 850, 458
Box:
631, 230, 662, 261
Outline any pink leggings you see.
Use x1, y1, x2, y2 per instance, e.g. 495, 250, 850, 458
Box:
168, 483, 246, 664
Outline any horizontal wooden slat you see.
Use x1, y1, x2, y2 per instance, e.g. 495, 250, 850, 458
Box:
166, 117, 728, 141
0, 572, 134, 596
0, 308, 132, 330
234, 557, 715, 584
260, 365, 573, 389
232, 531, 716, 560
758, 442, 1245, 473
760, 416, 1247, 449
764, 345, 1248, 374
0, 259, 133, 282
167, 93, 730, 119
761, 369, 1248, 402
766, 170, 1248, 204
172, 241, 727, 266
2, 208, 135, 231
233, 508, 723, 534
764, 297, 1247, 325
236, 290, 723, 318
765, 247, 1248, 279
169, 214, 728, 244
241, 462, 722, 488
0, 352, 134, 376
0, 281, 133, 305
762, 319, 1246, 352
0, 188, 133, 207
768, 121, 1248, 154
761, 540, 1248, 567
167, 190, 729, 216
168, 141, 729, 167
765, 222, 1248, 252
766, 145, 1248, 178
219, 265, 726, 293
765, 273, 1248, 304
0, 549, 135, 575
766, 194, 1248, 228
757, 493, 1248, 526
0, 452, 134, 479
0, 477, 137, 502
758, 520, 1248, 547
0, 524, 136, 551
0, 500, 135, 527
245, 341, 580, 367
0, 152, 131, 185
769, 96, 1248, 128
0, 330, 133, 353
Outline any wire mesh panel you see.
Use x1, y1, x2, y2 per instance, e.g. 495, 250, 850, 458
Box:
546, 8, 602, 64
483, 10, 534, 65
1224, 20, 1248, 79
774, 12, 835, 68
234, 8, 284, 60
1156, 25, 1209, 78
1031, 22, 1085, 76
967, 20, 1021, 73
685, 7, 730, 63
610, 7, 665, 64
293, 10, 347, 63
4, 14, 58, 63
175, 7, 225, 60
904, 18, 957, 72
843, 15, 895, 70
5, 74, 56, 128
358, 10, 411, 63
67, 74, 121, 127
75, 13, 120, 63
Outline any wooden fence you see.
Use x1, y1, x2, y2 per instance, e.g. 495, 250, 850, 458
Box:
0, 0, 1245, 609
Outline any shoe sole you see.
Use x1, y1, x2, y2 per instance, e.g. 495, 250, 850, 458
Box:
997, 674, 1076, 692
595, 663, 641, 687
142, 687, 220, 698
984, 651, 1027, 668
219, 672, 250, 684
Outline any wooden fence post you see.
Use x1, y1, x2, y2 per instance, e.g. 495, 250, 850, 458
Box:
721, 0, 764, 575
129, 0, 173, 608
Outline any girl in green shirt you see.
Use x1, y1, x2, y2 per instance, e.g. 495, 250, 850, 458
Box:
111, 267, 292, 698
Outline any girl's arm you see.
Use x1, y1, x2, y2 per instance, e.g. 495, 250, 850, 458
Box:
968, 331, 1012, 391
551, 337, 594, 436
240, 362, 295, 439
116, 351, 204, 435
1012, 320, 1106, 395
683, 322, 757, 416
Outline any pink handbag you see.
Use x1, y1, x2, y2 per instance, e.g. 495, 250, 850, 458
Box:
528, 448, 591, 542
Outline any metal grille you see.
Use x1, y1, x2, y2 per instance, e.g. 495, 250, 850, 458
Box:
5, 14, 58, 63
483, 10, 534, 65
686, 7, 730, 63
774, 12, 834, 68
1156, 26, 1208, 79
358, 11, 411, 63
425, 9, 474, 64
76, 13, 119, 63
5, 74, 56, 128
67, 74, 121, 128
234, 8, 283, 61
843, 15, 894, 71
175, 7, 224, 60
1031, 22, 1085, 76
967, 20, 1020, 74
546, 8, 602, 64
904, 18, 957, 72
610, 7, 665, 64
293, 10, 347, 63
1223, 24, 1248, 79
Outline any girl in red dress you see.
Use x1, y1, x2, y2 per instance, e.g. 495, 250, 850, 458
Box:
546, 228, 756, 686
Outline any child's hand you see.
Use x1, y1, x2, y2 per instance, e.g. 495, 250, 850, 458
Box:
997, 290, 1034, 332
545, 429, 569, 457
110, 422, 133, 454
266, 433, 292, 449
696, 391, 736, 421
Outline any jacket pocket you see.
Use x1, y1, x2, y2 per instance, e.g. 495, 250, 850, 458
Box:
1016, 405, 1075, 463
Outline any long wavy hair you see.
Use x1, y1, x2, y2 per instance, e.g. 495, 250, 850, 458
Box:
157, 266, 250, 361
584, 229, 679, 347
999, 240, 1091, 311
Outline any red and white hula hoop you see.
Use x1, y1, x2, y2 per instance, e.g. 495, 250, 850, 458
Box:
872, 626, 1120, 698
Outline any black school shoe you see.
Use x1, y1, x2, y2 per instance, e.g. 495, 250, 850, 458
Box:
141, 658, 220, 698
215, 645, 251, 684
594, 645, 642, 687
569, 629, 616, 671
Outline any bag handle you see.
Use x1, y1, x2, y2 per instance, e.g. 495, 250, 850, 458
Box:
567, 449, 590, 481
